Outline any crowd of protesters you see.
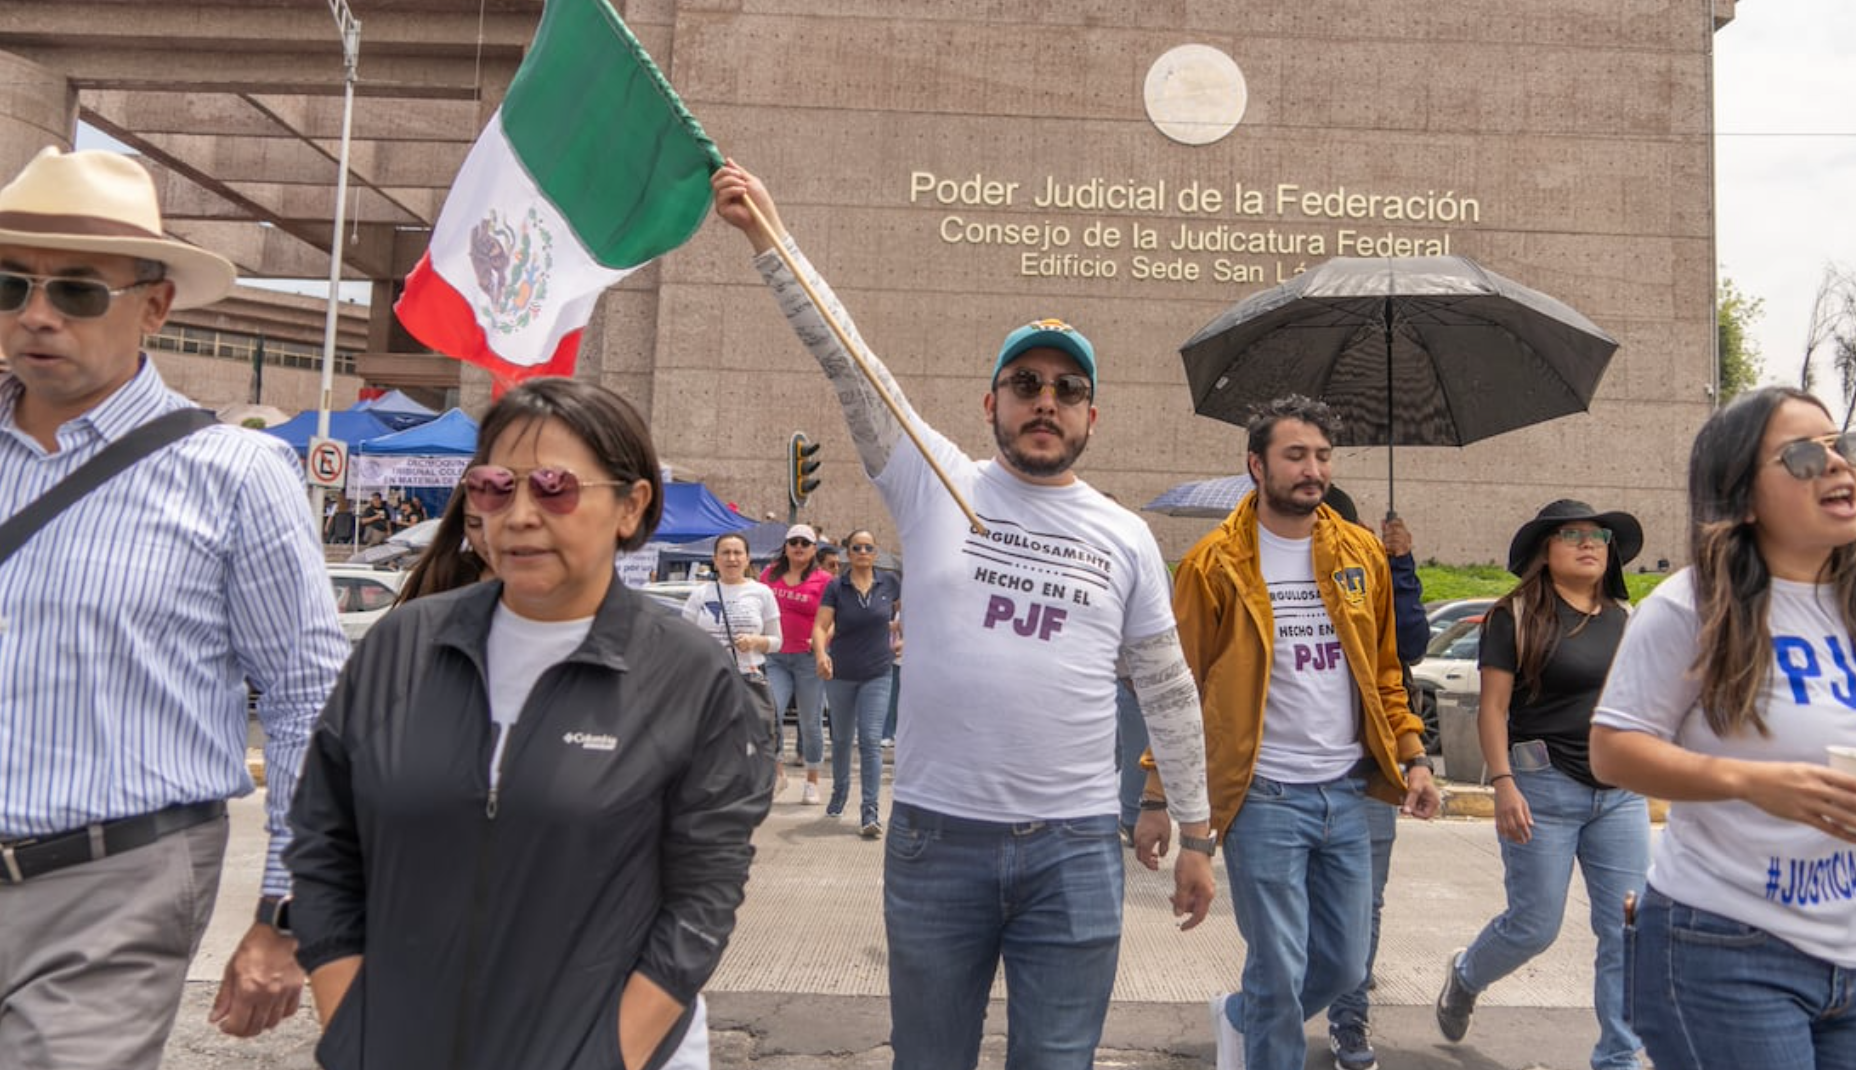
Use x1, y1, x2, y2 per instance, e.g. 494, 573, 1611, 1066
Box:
3, 146, 1852, 1070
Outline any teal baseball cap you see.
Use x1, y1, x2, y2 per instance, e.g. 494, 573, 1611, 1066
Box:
992, 318, 1097, 390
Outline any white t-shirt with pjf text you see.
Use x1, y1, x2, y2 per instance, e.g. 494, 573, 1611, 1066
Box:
1253, 525, 1363, 784
1596, 570, 1856, 967
874, 424, 1179, 823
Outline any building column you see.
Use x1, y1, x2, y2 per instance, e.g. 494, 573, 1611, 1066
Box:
0, 51, 76, 182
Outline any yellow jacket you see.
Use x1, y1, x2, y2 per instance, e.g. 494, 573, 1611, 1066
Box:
1169, 495, 1423, 839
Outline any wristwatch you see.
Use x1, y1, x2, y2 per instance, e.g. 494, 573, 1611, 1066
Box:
1178, 833, 1217, 856
256, 895, 294, 937
1403, 754, 1435, 774
1138, 798, 1169, 812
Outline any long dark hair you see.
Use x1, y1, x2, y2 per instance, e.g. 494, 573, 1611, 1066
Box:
396, 484, 488, 604
1495, 540, 1617, 700
470, 378, 663, 552
1688, 386, 1856, 736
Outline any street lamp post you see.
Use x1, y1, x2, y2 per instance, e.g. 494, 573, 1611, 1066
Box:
312, 0, 360, 523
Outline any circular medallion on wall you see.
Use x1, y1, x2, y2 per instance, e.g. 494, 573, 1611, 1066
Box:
1144, 44, 1248, 146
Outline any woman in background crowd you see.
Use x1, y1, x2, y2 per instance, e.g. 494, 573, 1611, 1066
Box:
762, 523, 831, 804
1592, 386, 1856, 1069
813, 528, 900, 837
1435, 500, 1649, 1070
287, 378, 771, 1070
684, 531, 785, 794
395, 487, 491, 603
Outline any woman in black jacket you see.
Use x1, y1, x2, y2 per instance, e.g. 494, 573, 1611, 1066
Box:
287, 379, 774, 1070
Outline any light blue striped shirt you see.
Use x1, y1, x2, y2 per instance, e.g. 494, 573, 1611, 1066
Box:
0, 358, 348, 896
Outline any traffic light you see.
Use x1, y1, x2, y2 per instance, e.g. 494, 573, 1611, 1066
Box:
789, 431, 822, 508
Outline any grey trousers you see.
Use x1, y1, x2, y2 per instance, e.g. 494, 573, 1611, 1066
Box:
0, 816, 228, 1070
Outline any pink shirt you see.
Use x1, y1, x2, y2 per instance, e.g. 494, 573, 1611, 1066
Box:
761, 567, 832, 655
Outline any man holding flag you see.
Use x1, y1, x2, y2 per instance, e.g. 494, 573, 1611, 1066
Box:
713, 162, 1215, 1070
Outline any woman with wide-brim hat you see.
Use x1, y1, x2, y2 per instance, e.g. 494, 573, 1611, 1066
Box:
1434, 499, 1651, 1070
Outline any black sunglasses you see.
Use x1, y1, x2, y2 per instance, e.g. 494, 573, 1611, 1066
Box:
0, 271, 153, 320
1771, 432, 1856, 480
994, 368, 1092, 407
848, 543, 877, 553
785, 536, 815, 547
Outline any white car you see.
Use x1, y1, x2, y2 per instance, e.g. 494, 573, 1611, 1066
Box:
1409, 615, 1486, 753
327, 564, 407, 644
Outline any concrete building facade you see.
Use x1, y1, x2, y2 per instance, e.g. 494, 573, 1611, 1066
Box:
0, 1, 1728, 565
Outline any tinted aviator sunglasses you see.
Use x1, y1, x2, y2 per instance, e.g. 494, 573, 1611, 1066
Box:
994, 368, 1093, 406
0, 272, 153, 319
1771, 432, 1856, 480
462, 465, 630, 515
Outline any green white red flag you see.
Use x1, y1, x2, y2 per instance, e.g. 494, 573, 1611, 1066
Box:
396, 0, 722, 389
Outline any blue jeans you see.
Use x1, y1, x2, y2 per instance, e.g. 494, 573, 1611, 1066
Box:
1627, 885, 1856, 1070
1221, 774, 1372, 1070
1327, 797, 1397, 1029
884, 803, 1123, 1070
764, 651, 824, 768
824, 673, 891, 823
1114, 678, 1149, 829
1457, 761, 1649, 1070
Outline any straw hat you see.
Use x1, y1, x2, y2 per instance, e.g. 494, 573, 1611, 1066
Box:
0, 147, 235, 310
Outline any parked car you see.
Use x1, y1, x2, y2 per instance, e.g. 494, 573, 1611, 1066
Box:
1425, 596, 1495, 640
639, 579, 705, 614
1409, 614, 1486, 755
327, 563, 407, 644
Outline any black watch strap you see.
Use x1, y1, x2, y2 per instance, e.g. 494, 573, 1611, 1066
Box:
256, 895, 293, 936
1138, 798, 1168, 811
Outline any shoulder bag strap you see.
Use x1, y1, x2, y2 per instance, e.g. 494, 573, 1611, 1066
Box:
715, 580, 744, 671
0, 407, 217, 569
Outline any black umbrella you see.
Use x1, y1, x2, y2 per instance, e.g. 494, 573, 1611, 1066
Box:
1179, 256, 1618, 514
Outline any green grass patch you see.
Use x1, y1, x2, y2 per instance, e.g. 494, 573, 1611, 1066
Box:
1418, 562, 1673, 603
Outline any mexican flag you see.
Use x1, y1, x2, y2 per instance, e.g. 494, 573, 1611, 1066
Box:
396, 0, 722, 389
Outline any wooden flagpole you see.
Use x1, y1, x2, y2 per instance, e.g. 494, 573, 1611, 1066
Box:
743, 197, 989, 535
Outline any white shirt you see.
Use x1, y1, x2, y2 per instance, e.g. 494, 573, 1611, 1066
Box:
680, 578, 782, 673
1596, 570, 1856, 966
875, 424, 1180, 821
1254, 525, 1362, 783
484, 603, 594, 789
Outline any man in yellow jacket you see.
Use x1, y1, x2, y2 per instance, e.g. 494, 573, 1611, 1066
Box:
1138, 395, 1441, 1070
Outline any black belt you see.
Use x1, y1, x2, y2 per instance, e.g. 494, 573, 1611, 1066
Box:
0, 801, 226, 885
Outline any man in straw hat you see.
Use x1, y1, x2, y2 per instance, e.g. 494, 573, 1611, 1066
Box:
0, 148, 348, 1068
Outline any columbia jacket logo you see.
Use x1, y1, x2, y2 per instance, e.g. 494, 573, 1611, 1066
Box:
562, 731, 618, 752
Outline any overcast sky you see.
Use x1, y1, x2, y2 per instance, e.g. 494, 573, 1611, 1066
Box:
1714, 0, 1856, 399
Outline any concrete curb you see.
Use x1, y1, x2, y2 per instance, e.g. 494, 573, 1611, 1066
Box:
1440, 777, 1669, 821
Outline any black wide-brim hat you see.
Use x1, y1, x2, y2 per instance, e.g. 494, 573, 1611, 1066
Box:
1507, 499, 1644, 601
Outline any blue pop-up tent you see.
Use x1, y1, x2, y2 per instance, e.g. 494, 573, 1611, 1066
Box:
355, 408, 477, 456
350, 389, 438, 431
656, 483, 746, 543
263, 409, 394, 454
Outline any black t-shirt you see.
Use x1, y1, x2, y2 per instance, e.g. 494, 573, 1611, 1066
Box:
1477, 596, 1627, 789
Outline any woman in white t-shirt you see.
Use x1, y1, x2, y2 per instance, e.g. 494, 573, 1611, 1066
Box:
682, 532, 784, 789
1592, 386, 1856, 1070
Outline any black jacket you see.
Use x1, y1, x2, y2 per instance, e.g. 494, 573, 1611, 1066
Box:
286, 578, 773, 1070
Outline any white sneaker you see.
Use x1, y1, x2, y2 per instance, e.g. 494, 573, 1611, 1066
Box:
801, 782, 820, 805
1209, 992, 1245, 1070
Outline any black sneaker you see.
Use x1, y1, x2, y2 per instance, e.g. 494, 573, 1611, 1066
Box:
1328, 1020, 1378, 1070
1435, 947, 1478, 1042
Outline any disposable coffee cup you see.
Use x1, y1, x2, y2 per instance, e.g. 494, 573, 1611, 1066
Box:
1829, 745, 1856, 775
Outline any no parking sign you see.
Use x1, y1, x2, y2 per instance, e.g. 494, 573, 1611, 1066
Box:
307, 436, 348, 489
